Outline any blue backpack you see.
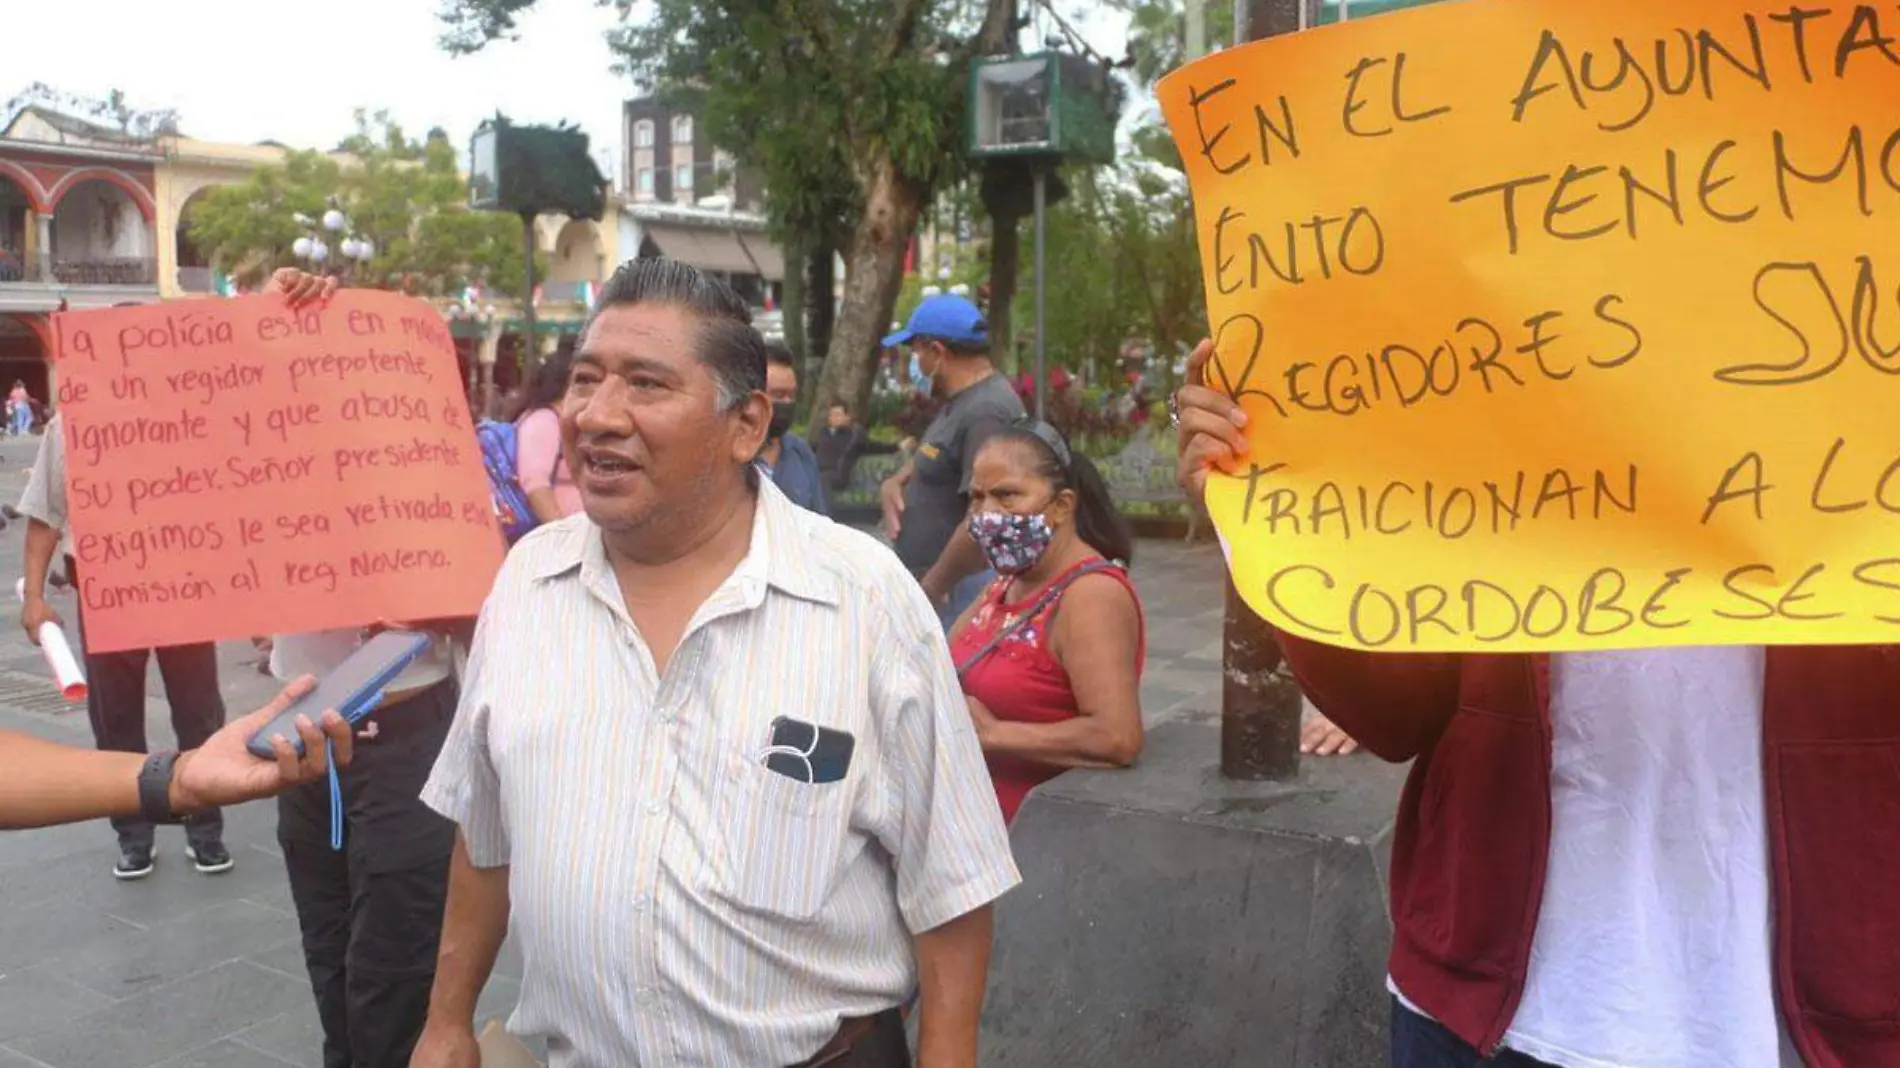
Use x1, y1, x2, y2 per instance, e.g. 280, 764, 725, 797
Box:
476, 419, 539, 543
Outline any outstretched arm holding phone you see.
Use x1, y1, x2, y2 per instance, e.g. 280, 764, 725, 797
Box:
0, 677, 353, 831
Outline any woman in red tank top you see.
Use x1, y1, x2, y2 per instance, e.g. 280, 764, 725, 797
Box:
948, 420, 1147, 823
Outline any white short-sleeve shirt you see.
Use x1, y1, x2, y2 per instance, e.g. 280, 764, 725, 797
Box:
421, 479, 1020, 1068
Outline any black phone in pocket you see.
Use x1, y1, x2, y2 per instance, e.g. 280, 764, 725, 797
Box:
764, 716, 855, 784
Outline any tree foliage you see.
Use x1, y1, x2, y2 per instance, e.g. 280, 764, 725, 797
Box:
189, 111, 533, 295
438, 0, 1017, 421
1103, 0, 1235, 88
995, 0, 1211, 388
1016, 165, 1203, 382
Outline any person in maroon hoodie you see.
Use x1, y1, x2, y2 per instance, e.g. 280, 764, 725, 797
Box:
1171, 340, 1896, 1068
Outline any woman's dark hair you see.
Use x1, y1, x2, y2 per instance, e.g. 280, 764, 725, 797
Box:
500, 338, 574, 422
986, 421, 1135, 566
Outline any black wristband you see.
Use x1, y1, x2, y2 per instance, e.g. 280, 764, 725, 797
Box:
138, 750, 180, 825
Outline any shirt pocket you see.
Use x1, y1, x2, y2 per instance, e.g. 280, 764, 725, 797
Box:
714, 758, 858, 922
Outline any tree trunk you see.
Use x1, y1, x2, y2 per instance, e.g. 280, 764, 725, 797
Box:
986, 206, 1022, 372
780, 234, 812, 415
815, 158, 926, 422
807, 241, 837, 372
781, 235, 807, 364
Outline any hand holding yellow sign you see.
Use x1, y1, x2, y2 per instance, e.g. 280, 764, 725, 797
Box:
1161, 0, 1900, 652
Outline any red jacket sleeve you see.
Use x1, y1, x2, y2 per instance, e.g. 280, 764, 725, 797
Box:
1277, 632, 1463, 762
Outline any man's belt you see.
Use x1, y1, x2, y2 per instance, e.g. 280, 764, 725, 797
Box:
792, 1009, 901, 1068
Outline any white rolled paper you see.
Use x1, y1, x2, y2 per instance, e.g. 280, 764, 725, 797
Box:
36, 622, 86, 701
15, 577, 86, 701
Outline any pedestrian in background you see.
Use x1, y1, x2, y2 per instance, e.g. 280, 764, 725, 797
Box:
879, 295, 1025, 629
949, 420, 1146, 823
757, 341, 829, 516
8, 379, 32, 436
504, 338, 583, 523
266, 268, 472, 1068
17, 413, 235, 879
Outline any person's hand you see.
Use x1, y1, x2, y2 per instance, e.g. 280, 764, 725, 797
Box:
966, 696, 1000, 743
1174, 338, 1251, 501
270, 267, 339, 308
409, 1019, 482, 1068
169, 677, 353, 812
919, 570, 950, 608
1300, 712, 1361, 757
880, 476, 907, 540
20, 595, 61, 644
900, 436, 918, 452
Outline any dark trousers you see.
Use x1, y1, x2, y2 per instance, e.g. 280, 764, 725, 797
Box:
1391, 999, 1558, 1068
69, 556, 227, 849
277, 680, 457, 1068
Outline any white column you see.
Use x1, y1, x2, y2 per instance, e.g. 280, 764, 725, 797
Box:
35, 213, 52, 278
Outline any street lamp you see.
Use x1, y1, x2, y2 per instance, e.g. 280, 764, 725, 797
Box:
292, 203, 373, 280
967, 51, 1119, 420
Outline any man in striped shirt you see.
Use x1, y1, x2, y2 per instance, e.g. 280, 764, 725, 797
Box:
414, 259, 1020, 1068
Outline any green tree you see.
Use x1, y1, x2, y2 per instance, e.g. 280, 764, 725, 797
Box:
439, 0, 1016, 419
1076, 0, 1219, 369
188, 111, 533, 295
1011, 165, 1202, 385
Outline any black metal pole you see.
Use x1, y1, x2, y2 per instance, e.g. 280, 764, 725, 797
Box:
520, 211, 539, 381
1031, 164, 1047, 423
1217, 0, 1316, 782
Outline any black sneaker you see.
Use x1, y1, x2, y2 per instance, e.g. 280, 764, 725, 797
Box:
186, 840, 235, 875
113, 843, 155, 880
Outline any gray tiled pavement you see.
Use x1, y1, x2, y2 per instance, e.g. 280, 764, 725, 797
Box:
0, 432, 1244, 1067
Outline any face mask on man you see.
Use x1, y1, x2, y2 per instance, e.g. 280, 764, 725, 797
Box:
768, 401, 796, 440
909, 351, 934, 395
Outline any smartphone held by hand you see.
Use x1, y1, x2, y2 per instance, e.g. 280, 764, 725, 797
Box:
246, 630, 431, 759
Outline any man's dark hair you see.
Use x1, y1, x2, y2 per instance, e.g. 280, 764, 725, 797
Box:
587, 258, 766, 409
829, 399, 851, 415
764, 341, 795, 369
918, 335, 990, 358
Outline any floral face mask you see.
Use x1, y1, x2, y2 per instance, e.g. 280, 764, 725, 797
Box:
967, 509, 1054, 576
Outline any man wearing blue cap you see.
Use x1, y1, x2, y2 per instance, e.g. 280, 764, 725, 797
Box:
879, 294, 1026, 627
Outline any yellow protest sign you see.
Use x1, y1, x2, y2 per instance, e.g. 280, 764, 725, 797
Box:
1159, 0, 1900, 651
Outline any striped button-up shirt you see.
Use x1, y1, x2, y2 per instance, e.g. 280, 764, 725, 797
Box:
420, 479, 1020, 1068
18, 415, 68, 554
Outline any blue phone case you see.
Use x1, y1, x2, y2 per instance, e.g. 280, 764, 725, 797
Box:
245, 631, 433, 759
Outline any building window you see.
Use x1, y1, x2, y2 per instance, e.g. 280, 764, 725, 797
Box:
675, 163, 694, 192
672, 116, 693, 144
634, 120, 654, 148
637, 168, 654, 197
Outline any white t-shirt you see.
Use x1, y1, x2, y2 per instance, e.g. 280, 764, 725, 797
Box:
1395, 647, 1801, 1068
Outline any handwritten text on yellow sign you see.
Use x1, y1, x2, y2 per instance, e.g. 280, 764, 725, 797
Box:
1161, 0, 1900, 651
